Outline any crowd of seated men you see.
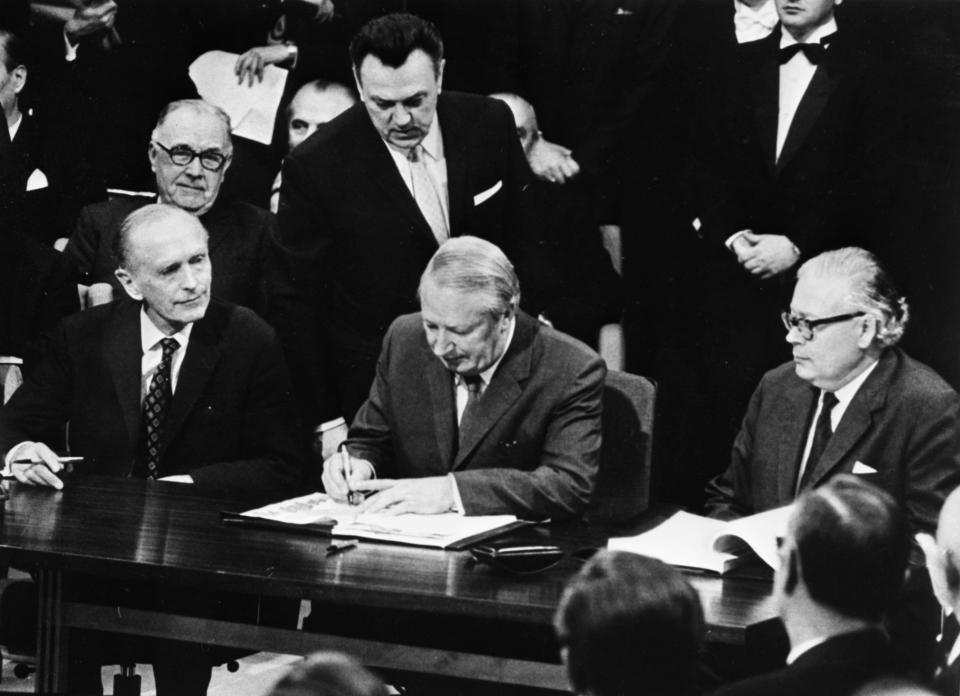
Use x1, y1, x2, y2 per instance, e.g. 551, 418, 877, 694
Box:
1, 0, 960, 694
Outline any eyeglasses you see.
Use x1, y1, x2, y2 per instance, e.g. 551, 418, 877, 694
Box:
152, 141, 230, 172
781, 311, 866, 341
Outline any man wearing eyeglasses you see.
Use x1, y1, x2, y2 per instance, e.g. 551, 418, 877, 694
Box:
64, 99, 278, 315
705, 247, 960, 537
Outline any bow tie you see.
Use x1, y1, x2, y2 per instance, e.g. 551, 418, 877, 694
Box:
779, 34, 835, 65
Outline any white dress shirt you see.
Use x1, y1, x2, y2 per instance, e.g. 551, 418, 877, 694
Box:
795, 359, 878, 492
777, 18, 838, 161
139, 308, 192, 403
8, 112, 22, 141
381, 116, 450, 229
734, 0, 778, 44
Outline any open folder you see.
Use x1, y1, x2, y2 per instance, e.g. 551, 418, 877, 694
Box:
224, 492, 528, 550
607, 506, 792, 575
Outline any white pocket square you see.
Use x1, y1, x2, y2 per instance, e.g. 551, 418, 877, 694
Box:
852, 461, 877, 474
615, 7, 634, 15
25, 168, 48, 192
473, 180, 502, 206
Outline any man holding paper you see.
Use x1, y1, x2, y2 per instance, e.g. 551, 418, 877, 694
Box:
320, 235, 604, 520
705, 247, 960, 536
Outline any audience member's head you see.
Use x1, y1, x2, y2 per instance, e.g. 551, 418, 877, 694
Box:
349, 13, 444, 154
776, 0, 843, 42
489, 93, 540, 158
851, 677, 939, 696
777, 475, 909, 626
114, 203, 211, 334
148, 99, 233, 217
286, 80, 356, 151
918, 485, 960, 617
267, 652, 388, 696
554, 551, 704, 696
0, 29, 27, 124
417, 236, 519, 378
786, 247, 908, 391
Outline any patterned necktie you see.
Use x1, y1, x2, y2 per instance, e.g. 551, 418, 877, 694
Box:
408, 145, 449, 245
458, 375, 484, 449
142, 337, 179, 479
797, 391, 839, 493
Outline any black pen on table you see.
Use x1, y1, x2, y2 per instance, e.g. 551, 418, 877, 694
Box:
326, 539, 358, 557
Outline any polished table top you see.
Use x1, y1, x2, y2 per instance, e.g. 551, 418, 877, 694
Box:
0, 475, 782, 645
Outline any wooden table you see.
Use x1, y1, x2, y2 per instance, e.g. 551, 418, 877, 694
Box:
0, 475, 782, 694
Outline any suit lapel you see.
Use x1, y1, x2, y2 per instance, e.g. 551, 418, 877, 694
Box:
437, 94, 469, 236
350, 108, 439, 247
158, 306, 222, 456
805, 351, 894, 488
453, 314, 535, 469
104, 301, 145, 453
776, 46, 844, 172
748, 34, 780, 174
425, 346, 457, 468
776, 379, 817, 503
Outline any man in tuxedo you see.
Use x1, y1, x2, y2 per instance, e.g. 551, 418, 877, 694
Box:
918, 487, 960, 696
0, 203, 304, 695
705, 248, 960, 536
274, 12, 530, 457
64, 99, 278, 314
714, 475, 909, 696
321, 235, 604, 520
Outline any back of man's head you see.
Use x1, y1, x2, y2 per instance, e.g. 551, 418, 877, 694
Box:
418, 236, 520, 318
554, 551, 704, 696
349, 13, 443, 77
489, 92, 539, 157
788, 475, 909, 622
268, 651, 387, 696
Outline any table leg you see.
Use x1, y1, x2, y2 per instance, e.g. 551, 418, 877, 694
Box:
35, 567, 67, 694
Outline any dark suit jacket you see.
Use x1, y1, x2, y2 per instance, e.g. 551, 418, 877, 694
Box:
0, 299, 304, 502
274, 90, 531, 421
345, 311, 605, 520
691, 22, 902, 258
705, 348, 960, 535
64, 195, 278, 315
712, 629, 895, 696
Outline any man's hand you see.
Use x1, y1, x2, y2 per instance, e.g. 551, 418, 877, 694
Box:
234, 45, 292, 86
528, 138, 580, 184
9, 442, 65, 490
736, 232, 800, 279
353, 477, 454, 515
301, 0, 336, 21
917, 532, 954, 612
321, 453, 375, 502
65, 1, 118, 43
313, 421, 348, 462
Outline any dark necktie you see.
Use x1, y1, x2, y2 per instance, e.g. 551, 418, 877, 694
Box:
458, 375, 484, 449
141, 337, 179, 479
779, 34, 835, 65
797, 391, 839, 493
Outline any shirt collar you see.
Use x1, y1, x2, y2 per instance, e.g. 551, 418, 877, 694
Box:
949, 632, 960, 666
828, 358, 879, 410
456, 315, 516, 388
780, 15, 838, 47
734, 0, 778, 28
8, 111, 22, 141
140, 307, 193, 354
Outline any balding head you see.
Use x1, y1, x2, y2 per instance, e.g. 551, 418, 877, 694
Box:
490, 92, 539, 157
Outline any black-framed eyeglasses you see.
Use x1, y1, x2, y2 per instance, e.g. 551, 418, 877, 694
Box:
152, 141, 230, 172
781, 311, 866, 341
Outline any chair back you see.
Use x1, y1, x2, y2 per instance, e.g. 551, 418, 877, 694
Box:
585, 370, 656, 524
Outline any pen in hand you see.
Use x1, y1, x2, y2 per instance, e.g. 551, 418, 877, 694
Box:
340, 445, 363, 506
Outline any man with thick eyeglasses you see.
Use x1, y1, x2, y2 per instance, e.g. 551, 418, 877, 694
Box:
63, 99, 279, 316
705, 247, 960, 539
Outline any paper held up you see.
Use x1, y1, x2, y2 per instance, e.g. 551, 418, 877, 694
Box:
189, 50, 288, 145
607, 505, 793, 575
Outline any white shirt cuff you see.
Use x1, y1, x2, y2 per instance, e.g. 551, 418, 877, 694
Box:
3, 441, 33, 476
725, 230, 750, 250
448, 473, 465, 515
316, 417, 346, 434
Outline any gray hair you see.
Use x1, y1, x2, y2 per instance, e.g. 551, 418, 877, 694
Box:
114, 203, 206, 268
797, 247, 909, 347
151, 99, 233, 154
418, 236, 520, 317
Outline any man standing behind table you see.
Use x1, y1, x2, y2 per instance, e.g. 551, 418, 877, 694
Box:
273, 12, 530, 458
705, 247, 960, 537
64, 99, 278, 314
322, 236, 604, 520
